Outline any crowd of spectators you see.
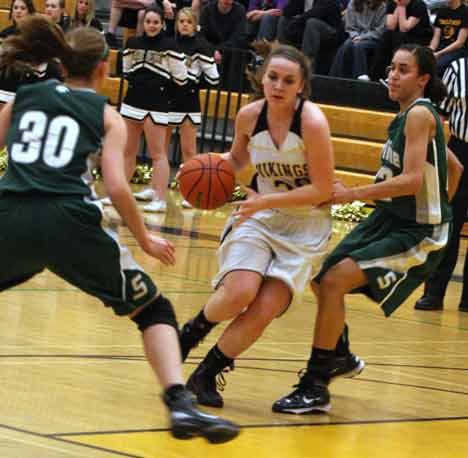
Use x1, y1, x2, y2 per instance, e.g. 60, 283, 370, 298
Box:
0, 0, 468, 82
97, 0, 468, 83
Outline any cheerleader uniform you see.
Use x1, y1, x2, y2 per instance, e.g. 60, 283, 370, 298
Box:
120, 33, 188, 125
169, 33, 219, 126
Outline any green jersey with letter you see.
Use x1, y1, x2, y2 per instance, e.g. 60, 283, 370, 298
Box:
0, 79, 106, 196
375, 98, 451, 225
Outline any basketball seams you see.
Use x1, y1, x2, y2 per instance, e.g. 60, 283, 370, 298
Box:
215, 161, 235, 201
208, 153, 213, 209
183, 160, 205, 203
178, 153, 235, 209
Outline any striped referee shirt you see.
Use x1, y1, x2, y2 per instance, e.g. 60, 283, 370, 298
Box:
439, 56, 468, 142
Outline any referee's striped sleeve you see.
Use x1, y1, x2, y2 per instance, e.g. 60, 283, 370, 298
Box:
440, 57, 468, 142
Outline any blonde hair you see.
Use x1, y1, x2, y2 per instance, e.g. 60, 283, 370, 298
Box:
175, 7, 198, 35
71, 0, 97, 28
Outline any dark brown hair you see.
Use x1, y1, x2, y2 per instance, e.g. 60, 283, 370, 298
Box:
247, 41, 311, 101
9, 0, 36, 22
0, 15, 108, 79
396, 44, 447, 105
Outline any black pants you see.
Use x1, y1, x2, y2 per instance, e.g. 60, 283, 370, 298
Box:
424, 136, 468, 306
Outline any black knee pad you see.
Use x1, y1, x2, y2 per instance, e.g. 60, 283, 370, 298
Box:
131, 294, 178, 332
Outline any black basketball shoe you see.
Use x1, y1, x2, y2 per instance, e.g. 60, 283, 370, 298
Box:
272, 370, 331, 414
329, 352, 365, 382
186, 363, 232, 408
179, 319, 210, 362
163, 388, 240, 443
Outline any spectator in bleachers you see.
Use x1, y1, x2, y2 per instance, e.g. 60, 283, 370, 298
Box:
200, 0, 248, 61
168, 8, 219, 208
71, 0, 103, 31
0, 0, 35, 39
369, 0, 433, 81
277, 0, 345, 74
329, 0, 386, 80
199, 0, 248, 89
429, 0, 468, 75
44, 0, 71, 32
117, 6, 188, 213
246, 0, 286, 42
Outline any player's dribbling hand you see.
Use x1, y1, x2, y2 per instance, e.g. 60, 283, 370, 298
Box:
142, 234, 176, 266
232, 186, 262, 224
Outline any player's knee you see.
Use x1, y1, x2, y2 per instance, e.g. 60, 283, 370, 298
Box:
256, 300, 286, 326
320, 268, 345, 293
225, 286, 258, 312
130, 294, 178, 332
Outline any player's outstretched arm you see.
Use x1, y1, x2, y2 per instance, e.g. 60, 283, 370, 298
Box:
334, 105, 431, 204
101, 105, 175, 266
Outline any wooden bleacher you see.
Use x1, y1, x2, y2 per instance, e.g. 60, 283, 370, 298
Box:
0, 8, 9, 30
98, 81, 453, 191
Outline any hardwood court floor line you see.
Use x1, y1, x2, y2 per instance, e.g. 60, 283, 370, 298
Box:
0, 424, 140, 458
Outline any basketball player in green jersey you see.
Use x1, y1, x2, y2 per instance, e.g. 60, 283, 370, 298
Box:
0, 16, 239, 442
273, 43, 464, 414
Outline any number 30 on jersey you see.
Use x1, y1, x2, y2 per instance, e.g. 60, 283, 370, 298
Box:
11, 110, 80, 168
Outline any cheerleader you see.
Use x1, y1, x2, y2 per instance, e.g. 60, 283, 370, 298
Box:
168, 7, 219, 208
120, 5, 188, 213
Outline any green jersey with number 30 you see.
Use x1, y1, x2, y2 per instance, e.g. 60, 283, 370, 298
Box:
375, 98, 452, 225
0, 79, 106, 196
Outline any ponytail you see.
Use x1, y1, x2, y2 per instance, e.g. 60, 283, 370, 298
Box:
0, 15, 69, 72
0, 15, 108, 80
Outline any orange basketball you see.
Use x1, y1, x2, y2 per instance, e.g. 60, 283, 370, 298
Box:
178, 153, 236, 210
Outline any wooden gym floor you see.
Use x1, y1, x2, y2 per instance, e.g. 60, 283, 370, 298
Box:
0, 188, 467, 458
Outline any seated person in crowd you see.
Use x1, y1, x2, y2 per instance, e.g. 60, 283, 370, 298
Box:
0, 0, 35, 39
329, 0, 386, 79
200, 0, 248, 62
277, 0, 345, 74
71, 0, 103, 30
45, 0, 71, 32
246, 0, 287, 42
429, 0, 468, 75
370, 0, 433, 81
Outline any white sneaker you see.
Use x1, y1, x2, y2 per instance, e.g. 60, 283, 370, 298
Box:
357, 74, 370, 81
101, 197, 112, 205
181, 199, 192, 209
143, 200, 167, 213
134, 188, 156, 201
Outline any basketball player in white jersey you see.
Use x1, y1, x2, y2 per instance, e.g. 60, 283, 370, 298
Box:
178, 45, 341, 408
